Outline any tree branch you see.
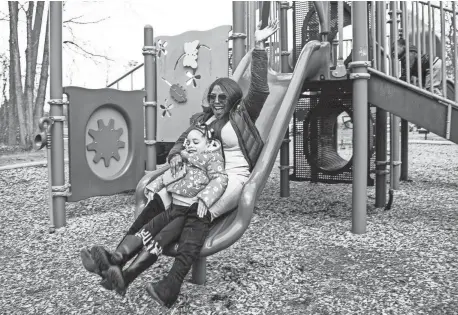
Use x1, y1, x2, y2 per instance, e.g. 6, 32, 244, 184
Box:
63, 40, 114, 62
63, 15, 110, 25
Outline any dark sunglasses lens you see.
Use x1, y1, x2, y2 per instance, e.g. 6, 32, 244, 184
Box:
218, 94, 227, 102
208, 94, 217, 101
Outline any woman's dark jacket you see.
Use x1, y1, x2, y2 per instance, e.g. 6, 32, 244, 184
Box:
167, 49, 270, 171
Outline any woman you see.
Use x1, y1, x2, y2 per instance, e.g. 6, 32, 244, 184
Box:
81, 19, 279, 308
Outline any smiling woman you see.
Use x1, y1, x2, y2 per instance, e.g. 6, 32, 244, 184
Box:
81, 20, 280, 308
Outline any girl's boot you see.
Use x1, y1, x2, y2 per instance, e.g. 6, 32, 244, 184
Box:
80, 194, 165, 278
82, 233, 144, 279
106, 241, 162, 296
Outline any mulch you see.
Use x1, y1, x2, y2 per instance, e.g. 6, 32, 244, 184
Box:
1, 143, 457, 314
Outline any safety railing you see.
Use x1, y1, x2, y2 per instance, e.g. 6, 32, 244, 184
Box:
106, 63, 144, 89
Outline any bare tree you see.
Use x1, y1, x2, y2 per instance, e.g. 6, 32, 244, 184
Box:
8, 1, 27, 146
5, 1, 111, 148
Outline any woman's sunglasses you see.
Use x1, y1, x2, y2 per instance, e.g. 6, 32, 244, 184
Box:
208, 93, 228, 103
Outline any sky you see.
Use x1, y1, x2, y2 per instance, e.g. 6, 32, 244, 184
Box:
0, 0, 234, 91
1, 1, 449, 101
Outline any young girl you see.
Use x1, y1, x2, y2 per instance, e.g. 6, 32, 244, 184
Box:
81, 125, 228, 296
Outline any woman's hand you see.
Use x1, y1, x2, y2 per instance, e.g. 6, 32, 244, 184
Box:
197, 199, 208, 218
169, 154, 183, 177
254, 19, 279, 47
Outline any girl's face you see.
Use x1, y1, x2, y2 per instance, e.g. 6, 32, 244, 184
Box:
208, 85, 229, 119
185, 130, 208, 154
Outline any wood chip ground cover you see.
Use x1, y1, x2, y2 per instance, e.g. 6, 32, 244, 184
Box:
1, 143, 457, 314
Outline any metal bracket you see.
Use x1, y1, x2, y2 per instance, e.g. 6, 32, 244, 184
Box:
332, 60, 347, 78
143, 101, 157, 107
281, 51, 290, 56
392, 161, 402, 166
142, 45, 157, 56
144, 140, 157, 146
52, 184, 71, 197
48, 99, 69, 106
278, 165, 293, 170
375, 160, 388, 166
280, 2, 292, 10
348, 61, 371, 69
228, 33, 247, 40
49, 115, 66, 122
282, 138, 291, 144
375, 170, 390, 175
349, 73, 371, 80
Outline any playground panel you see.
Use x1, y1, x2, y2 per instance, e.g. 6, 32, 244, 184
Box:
65, 87, 146, 202
155, 25, 231, 143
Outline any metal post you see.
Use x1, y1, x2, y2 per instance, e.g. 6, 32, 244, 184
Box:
279, 1, 290, 198
246, 1, 257, 51
232, 1, 246, 71
416, 2, 423, 88
400, 1, 409, 181
440, 2, 447, 99
313, 1, 330, 42
49, 2, 66, 229
144, 26, 157, 172
332, 1, 346, 78
375, 1, 387, 208
454, 2, 458, 104
389, 1, 401, 190
350, 1, 369, 234
191, 257, 206, 285
421, 4, 426, 54
338, 1, 344, 60
428, 2, 434, 94
432, 7, 436, 54
376, 2, 382, 70
371, 2, 377, 66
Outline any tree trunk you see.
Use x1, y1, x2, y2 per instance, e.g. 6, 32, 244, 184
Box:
8, 2, 27, 146
24, 2, 35, 147
31, 2, 45, 92
34, 12, 50, 133
0, 102, 4, 143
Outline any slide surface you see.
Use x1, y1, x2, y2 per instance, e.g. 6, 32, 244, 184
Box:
368, 68, 458, 144
199, 39, 328, 257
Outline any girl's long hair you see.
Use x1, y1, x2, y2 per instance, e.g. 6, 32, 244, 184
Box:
206, 77, 243, 141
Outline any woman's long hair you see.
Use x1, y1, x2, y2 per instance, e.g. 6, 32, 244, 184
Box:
206, 77, 243, 141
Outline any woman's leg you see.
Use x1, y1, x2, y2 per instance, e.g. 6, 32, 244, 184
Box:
106, 205, 192, 295
146, 205, 212, 308
208, 174, 247, 220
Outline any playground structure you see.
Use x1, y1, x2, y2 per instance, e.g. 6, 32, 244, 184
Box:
35, 1, 458, 283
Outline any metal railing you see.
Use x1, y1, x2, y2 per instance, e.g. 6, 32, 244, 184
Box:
106, 63, 144, 89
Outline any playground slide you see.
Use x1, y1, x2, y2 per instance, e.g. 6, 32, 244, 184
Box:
367, 68, 458, 144
135, 40, 328, 257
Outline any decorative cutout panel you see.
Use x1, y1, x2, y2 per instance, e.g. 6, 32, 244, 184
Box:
64, 87, 146, 202
155, 25, 231, 142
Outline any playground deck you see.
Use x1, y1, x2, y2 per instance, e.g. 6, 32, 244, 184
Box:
1, 142, 457, 314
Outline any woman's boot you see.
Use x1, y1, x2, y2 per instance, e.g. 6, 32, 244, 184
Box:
106, 241, 162, 296
146, 209, 211, 308
146, 259, 189, 308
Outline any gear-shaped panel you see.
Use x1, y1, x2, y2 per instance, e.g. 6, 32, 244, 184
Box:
86, 118, 125, 167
